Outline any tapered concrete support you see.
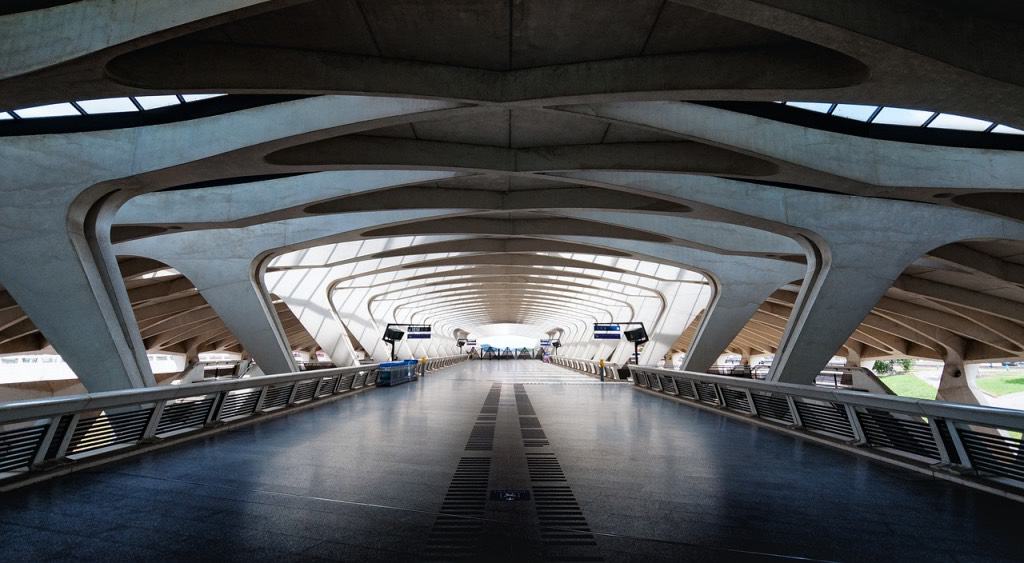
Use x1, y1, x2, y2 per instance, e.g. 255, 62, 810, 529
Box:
558, 168, 1024, 384
0, 96, 457, 390
548, 227, 803, 370
0, 221, 155, 391
936, 339, 984, 405
118, 210, 464, 373
271, 269, 359, 368
681, 278, 795, 372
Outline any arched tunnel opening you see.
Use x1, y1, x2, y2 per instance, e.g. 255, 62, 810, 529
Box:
1, 2, 1023, 561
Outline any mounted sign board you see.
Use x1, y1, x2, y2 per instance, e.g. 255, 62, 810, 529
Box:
407, 325, 432, 339
466, 339, 477, 346
593, 323, 622, 340
540, 339, 551, 346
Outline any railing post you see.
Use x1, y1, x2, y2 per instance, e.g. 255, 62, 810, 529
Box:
141, 400, 167, 440
32, 415, 64, 466
206, 392, 227, 425
844, 404, 867, 445
744, 389, 758, 416
927, 417, 952, 464
54, 413, 80, 459
253, 385, 270, 413
785, 395, 802, 428
286, 382, 301, 406
713, 384, 727, 407
944, 419, 973, 470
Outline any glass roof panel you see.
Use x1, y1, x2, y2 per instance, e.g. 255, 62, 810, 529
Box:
831, 104, 877, 122
927, 113, 992, 131
181, 94, 226, 102
13, 102, 80, 118
786, 101, 831, 113
135, 95, 181, 110
871, 107, 935, 126
991, 124, 1024, 135
76, 97, 138, 114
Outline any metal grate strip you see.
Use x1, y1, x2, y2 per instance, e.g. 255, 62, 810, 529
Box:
0, 425, 47, 472
751, 393, 793, 424
217, 389, 261, 420
67, 409, 153, 455
795, 400, 854, 439
424, 456, 492, 560
857, 410, 941, 460
156, 397, 215, 436
721, 388, 750, 413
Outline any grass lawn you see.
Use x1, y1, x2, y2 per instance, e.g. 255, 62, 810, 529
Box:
975, 375, 1024, 397
879, 373, 936, 400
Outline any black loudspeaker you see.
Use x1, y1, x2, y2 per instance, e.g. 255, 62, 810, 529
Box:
623, 327, 648, 344
383, 327, 405, 343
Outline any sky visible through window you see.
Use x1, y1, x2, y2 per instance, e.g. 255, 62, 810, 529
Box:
0, 94, 225, 120
784, 101, 1024, 135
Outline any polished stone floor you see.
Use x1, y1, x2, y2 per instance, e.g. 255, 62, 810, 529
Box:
1, 360, 1020, 562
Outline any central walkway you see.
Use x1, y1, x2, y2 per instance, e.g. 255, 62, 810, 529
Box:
0, 361, 1019, 562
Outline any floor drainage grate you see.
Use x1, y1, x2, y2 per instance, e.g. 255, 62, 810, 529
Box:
526, 452, 567, 482
465, 384, 502, 451
533, 485, 597, 546
424, 456, 492, 560
465, 422, 496, 451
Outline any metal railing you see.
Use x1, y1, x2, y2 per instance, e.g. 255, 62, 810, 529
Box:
0, 356, 458, 488
422, 355, 467, 371
0, 365, 380, 487
550, 356, 623, 381
629, 365, 1024, 498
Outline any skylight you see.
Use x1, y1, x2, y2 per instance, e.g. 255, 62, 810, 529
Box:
782, 101, 1024, 135
3, 94, 226, 120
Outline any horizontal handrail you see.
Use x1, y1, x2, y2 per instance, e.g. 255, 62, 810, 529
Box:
0, 354, 472, 488
0, 364, 376, 424
635, 365, 1024, 427
630, 365, 1024, 496
0, 364, 388, 487
422, 354, 468, 372
549, 356, 621, 380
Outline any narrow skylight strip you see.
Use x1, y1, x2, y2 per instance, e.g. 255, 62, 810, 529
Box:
135, 95, 181, 110
785, 101, 1023, 135
77, 97, 139, 114
785, 101, 831, 113
991, 124, 1024, 135
12, 102, 81, 118
872, 107, 935, 126
4, 93, 225, 120
927, 113, 992, 132
181, 94, 226, 102
831, 104, 877, 122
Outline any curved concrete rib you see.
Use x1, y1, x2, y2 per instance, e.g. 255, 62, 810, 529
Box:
0, 0, 274, 81
116, 210, 471, 374
555, 170, 1024, 383
565, 101, 1024, 190
539, 233, 805, 370
0, 95, 457, 391
117, 170, 460, 225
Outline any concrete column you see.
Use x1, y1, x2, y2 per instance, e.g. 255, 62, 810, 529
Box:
936, 338, 984, 405
118, 210, 461, 372
558, 169, 1024, 384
